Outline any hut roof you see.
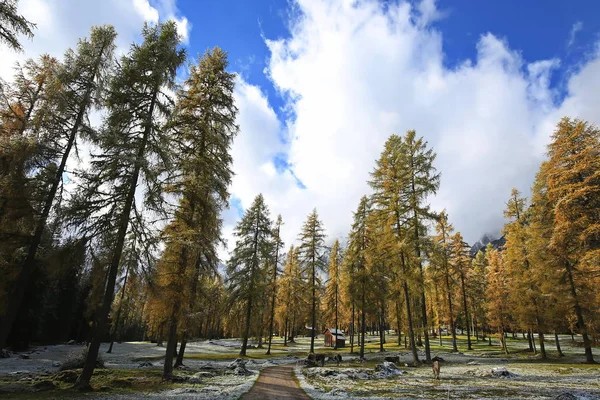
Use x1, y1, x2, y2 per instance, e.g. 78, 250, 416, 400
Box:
324, 328, 346, 339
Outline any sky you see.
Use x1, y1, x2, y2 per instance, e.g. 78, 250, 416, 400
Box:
2, 0, 600, 260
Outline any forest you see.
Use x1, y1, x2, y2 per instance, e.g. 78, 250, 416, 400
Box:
0, 1, 599, 399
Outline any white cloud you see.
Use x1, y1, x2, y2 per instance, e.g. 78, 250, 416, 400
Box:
151, 0, 191, 44
224, 0, 600, 257
567, 21, 583, 48
133, 0, 160, 23
0, 0, 184, 82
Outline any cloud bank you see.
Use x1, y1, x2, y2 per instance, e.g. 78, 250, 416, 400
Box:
226, 0, 600, 257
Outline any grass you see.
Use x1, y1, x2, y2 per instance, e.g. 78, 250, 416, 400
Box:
0, 368, 172, 399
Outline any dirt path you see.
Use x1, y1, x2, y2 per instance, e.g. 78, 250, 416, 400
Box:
242, 364, 309, 400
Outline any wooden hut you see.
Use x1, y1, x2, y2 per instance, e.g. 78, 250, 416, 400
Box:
324, 328, 346, 348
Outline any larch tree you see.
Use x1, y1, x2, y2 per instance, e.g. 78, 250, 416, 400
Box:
403, 130, 440, 362
0, 0, 35, 52
470, 249, 489, 341
485, 245, 510, 354
226, 194, 274, 357
266, 215, 284, 355
278, 245, 303, 344
369, 134, 420, 364
344, 196, 372, 359
528, 170, 570, 356
0, 26, 117, 351
324, 239, 342, 349
64, 22, 186, 388
431, 212, 458, 352
298, 208, 327, 354
450, 232, 473, 350
503, 188, 549, 358
542, 117, 599, 363
164, 47, 238, 371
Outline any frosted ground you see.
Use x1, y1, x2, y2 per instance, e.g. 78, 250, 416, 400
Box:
0, 334, 599, 399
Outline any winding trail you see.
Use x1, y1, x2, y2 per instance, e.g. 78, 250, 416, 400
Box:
242, 364, 309, 400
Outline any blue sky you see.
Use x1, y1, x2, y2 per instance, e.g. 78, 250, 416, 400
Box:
178, 0, 600, 113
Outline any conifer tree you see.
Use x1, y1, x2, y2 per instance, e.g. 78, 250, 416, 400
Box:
528, 171, 571, 356
503, 188, 549, 358
0, 26, 117, 350
470, 250, 488, 341
0, 0, 35, 52
344, 196, 372, 359
226, 194, 274, 356
403, 130, 439, 362
486, 245, 510, 354
266, 215, 284, 355
541, 118, 599, 363
165, 47, 238, 370
324, 239, 342, 349
298, 208, 326, 354
0, 55, 62, 349
431, 212, 458, 352
278, 245, 303, 344
64, 22, 185, 388
450, 232, 473, 350
370, 135, 420, 364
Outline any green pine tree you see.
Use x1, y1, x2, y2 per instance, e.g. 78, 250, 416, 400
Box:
165, 47, 238, 372
226, 194, 274, 356
0, 0, 35, 52
65, 22, 185, 388
297, 208, 327, 354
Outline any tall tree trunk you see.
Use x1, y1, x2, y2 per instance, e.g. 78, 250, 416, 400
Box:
107, 257, 132, 354
350, 304, 355, 353
359, 288, 366, 359
379, 305, 385, 352
163, 315, 178, 378
444, 272, 458, 352
76, 89, 157, 390
334, 282, 338, 350
459, 271, 472, 350
396, 300, 402, 346
240, 296, 253, 357
554, 331, 564, 357
401, 251, 419, 364
310, 252, 316, 354
564, 260, 594, 362
266, 224, 281, 355
283, 318, 288, 346
528, 330, 534, 352
538, 330, 547, 359
290, 311, 296, 343
0, 48, 108, 350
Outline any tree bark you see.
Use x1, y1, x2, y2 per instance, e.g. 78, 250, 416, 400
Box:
459, 271, 472, 350
401, 253, 419, 364
554, 331, 564, 357
163, 316, 178, 378
107, 256, 132, 354
538, 330, 547, 359
564, 260, 594, 362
